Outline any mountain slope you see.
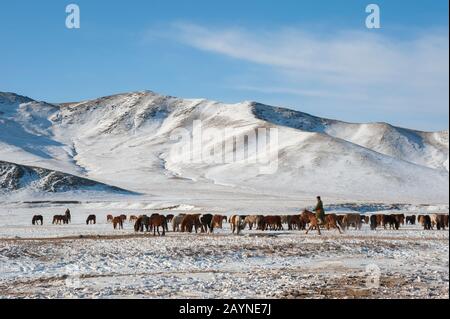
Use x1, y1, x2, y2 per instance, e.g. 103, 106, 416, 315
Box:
0, 160, 135, 195
252, 103, 449, 172
0, 91, 448, 204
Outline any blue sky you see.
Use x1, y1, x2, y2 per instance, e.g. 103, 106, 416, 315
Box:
0, 0, 448, 131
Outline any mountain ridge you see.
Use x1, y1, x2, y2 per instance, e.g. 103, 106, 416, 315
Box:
0, 90, 448, 204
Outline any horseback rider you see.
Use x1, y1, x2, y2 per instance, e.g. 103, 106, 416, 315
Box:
314, 196, 325, 224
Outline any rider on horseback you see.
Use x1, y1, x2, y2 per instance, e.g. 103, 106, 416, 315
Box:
314, 196, 325, 225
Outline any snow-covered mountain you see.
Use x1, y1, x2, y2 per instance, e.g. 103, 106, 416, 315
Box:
0, 160, 133, 194
0, 90, 448, 205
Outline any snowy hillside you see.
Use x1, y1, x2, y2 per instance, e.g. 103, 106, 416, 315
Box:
253, 103, 449, 172
0, 91, 448, 205
0, 160, 134, 196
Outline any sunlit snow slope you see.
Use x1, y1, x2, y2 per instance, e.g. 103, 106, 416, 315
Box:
0, 91, 448, 203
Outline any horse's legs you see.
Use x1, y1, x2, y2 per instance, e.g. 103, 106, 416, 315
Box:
335, 222, 343, 234
306, 225, 312, 234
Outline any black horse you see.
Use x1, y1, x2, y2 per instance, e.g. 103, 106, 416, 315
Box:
134, 215, 150, 232
65, 209, 71, 223
86, 215, 96, 225
200, 214, 214, 233
32, 215, 44, 225
406, 215, 416, 225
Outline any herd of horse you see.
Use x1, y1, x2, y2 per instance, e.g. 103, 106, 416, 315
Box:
30, 209, 449, 236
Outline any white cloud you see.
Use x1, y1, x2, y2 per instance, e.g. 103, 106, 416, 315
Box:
150, 22, 449, 130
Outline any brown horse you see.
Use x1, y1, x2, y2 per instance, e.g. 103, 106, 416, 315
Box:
394, 214, 405, 226
129, 215, 138, 223
287, 215, 305, 231
113, 217, 123, 230
230, 215, 245, 234
261, 216, 283, 231
383, 215, 400, 230
342, 214, 362, 230
302, 210, 342, 235
166, 214, 175, 223
181, 214, 202, 233
107, 214, 114, 223
120, 214, 127, 223
86, 215, 96, 225
324, 214, 343, 233
431, 214, 447, 230
375, 214, 385, 228
32, 215, 43, 225
301, 210, 321, 234
150, 214, 167, 236
418, 215, 432, 230
255, 215, 265, 230
337, 215, 345, 226
212, 215, 227, 229
280, 215, 289, 225
52, 215, 68, 225
244, 215, 258, 230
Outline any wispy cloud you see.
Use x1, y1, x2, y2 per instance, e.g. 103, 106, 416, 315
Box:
148, 22, 449, 129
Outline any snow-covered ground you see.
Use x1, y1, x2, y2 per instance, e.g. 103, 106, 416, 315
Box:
0, 204, 448, 299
